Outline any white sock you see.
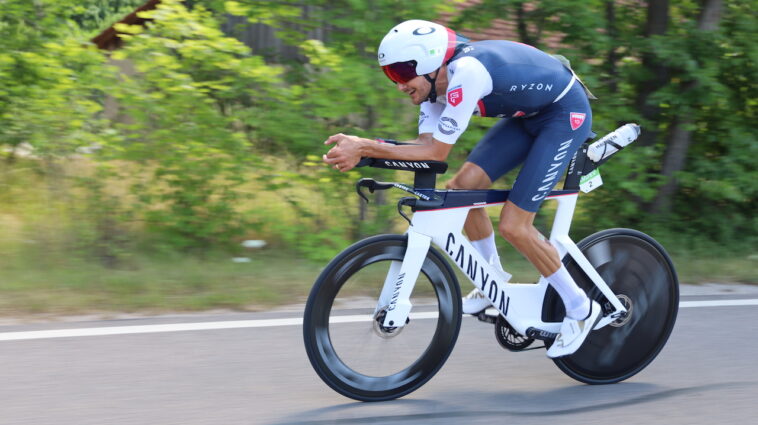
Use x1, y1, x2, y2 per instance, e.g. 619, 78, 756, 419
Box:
471, 233, 501, 266
567, 298, 591, 321
546, 265, 590, 320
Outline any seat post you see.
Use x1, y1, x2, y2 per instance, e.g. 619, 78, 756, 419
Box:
563, 140, 595, 191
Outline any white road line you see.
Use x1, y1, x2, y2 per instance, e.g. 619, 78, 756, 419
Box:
0, 300, 755, 342
680, 299, 758, 308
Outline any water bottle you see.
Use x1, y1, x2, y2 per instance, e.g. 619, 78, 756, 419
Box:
587, 123, 641, 162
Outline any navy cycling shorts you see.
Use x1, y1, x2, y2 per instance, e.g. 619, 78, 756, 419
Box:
467, 82, 592, 212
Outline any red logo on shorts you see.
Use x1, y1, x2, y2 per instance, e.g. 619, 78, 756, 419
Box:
512, 111, 526, 117
570, 112, 586, 130
448, 88, 463, 106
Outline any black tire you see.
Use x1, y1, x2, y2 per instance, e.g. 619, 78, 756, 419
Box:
542, 228, 679, 384
303, 234, 462, 401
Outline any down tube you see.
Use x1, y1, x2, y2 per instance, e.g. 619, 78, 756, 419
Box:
417, 207, 562, 335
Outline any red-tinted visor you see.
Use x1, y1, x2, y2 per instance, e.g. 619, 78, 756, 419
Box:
381, 60, 418, 84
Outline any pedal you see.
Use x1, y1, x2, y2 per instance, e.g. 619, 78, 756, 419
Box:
526, 327, 558, 341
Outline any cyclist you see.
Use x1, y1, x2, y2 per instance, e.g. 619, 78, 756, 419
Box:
322, 19, 600, 358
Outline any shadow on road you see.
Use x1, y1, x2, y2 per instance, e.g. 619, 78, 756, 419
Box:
271, 381, 754, 425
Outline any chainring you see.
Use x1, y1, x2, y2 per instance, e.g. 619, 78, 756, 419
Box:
495, 315, 535, 351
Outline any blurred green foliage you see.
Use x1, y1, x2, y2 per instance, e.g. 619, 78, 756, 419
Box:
454, 0, 756, 246
0, 0, 755, 270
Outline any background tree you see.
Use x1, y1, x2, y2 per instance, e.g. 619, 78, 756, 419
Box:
0, 0, 754, 265
452, 0, 756, 248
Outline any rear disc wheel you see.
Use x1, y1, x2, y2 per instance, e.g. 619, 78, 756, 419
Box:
543, 228, 679, 384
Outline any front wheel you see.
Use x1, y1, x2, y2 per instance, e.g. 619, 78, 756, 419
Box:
543, 228, 679, 384
303, 234, 462, 401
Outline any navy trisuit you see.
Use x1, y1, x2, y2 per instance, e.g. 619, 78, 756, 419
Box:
418, 40, 592, 211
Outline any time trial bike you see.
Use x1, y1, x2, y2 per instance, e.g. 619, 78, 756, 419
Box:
303, 125, 679, 401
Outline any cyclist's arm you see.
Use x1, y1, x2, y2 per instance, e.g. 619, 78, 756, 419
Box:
324, 60, 491, 171
359, 133, 452, 162
348, 100, 450, 161
323, 133, 452, 172
430, 56, 492, 144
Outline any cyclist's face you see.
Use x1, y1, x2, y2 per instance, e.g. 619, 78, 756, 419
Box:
395, 75, 429, 105
394, 67, 447, 105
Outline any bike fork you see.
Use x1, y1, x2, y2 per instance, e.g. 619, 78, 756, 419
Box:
374, 231, 431, 328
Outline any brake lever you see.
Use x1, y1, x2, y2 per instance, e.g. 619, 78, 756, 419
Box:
356, 178, 395, 203
397, 197, 416, 224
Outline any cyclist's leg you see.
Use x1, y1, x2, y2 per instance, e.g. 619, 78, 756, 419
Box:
499, 201, 592, 316
450, 117, 533, 262
452, 118, 533, 313
501, 84, 591, 315
499, 83, 598, 357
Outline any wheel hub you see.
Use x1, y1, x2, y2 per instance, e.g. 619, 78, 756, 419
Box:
610, 294, 633, 327
372, 308, 409, 338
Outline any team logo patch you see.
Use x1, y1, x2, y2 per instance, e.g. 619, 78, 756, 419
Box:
447, 88, 463, 106
438, 117, 460, 135
418, 110, 429, 126
512, 111, 526, 118
570, 112, 586, 130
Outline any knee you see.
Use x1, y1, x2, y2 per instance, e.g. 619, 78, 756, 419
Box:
446, 164, 492, 190
498, 220, 529, 246
445, 176, 470, 190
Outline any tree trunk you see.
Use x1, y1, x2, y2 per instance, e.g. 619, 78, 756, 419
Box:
649, 0, 723, 214
515, 3, 537, 46
649, 112, 694, 214
698, 0, 723, 31
635, 0, 670, 147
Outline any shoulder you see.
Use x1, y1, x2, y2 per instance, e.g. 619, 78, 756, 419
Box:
448, 55, 488, 77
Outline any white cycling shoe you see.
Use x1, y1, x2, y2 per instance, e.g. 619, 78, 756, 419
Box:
462, 288, 491, 314
546, 300, 603, 358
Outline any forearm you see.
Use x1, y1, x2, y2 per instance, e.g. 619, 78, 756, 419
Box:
359, 134, 450, 161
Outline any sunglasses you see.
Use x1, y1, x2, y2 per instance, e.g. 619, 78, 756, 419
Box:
381, 60, 419, 84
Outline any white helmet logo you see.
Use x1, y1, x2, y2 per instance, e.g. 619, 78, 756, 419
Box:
412, 27, 436, 36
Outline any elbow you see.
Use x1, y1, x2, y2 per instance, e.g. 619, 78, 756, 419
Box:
428, 142, 452, 162
430, 152, 448, 162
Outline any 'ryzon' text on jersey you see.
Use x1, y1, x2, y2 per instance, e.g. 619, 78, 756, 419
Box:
509, 82, 554, 92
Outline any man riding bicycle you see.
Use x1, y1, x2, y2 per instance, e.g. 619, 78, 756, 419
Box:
322, 19, 600, 358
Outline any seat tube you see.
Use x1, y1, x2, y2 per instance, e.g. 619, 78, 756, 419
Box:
381, 230, 431, 328
548, 194, 578, 256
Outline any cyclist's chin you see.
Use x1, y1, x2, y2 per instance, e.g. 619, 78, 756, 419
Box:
408, 88, 428, 105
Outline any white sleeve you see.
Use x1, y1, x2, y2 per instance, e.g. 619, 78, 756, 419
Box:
432, 56, 493, 144
418, 101, 443, 135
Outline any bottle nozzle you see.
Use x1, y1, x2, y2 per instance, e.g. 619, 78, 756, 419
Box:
630, 123, 641, 136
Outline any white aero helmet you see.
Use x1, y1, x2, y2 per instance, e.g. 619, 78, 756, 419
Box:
377, 19, 458, 85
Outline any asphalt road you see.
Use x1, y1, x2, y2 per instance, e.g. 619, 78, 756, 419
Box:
0, 283, 756, 425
